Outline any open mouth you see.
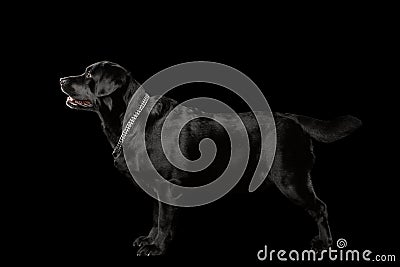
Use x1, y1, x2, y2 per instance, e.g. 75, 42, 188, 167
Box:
66, 96, 93, 108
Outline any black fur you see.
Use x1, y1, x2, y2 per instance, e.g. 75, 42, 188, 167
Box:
60, 61, 362, 255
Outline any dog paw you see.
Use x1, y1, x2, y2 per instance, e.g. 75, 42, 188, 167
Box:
133, 236, 153, 248
136, 244, 165, 256
311, 236, 332, 252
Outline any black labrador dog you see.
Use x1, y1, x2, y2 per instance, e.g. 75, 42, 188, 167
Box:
60, 61, 361, 256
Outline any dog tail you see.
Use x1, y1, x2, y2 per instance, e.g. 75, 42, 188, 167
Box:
284, 113, 362, 143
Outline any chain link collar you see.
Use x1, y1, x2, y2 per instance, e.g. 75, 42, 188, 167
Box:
112, 93, 150, 158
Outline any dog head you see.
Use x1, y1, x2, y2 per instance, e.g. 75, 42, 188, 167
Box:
60, 61, 138, 112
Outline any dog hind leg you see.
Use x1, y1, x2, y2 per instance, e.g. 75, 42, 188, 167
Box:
274, 172, 333, 250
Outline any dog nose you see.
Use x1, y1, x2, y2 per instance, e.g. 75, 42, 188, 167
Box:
60, 78, 68, 85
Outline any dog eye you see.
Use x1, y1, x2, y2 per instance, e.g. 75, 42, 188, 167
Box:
86, 72, 92, 79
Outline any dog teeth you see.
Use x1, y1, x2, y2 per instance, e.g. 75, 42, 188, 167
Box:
67, 96, 92, 107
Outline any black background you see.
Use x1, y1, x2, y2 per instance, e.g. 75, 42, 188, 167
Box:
15, 7, 398, 265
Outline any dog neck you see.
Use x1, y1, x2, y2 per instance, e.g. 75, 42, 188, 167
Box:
97, 81, 145, 149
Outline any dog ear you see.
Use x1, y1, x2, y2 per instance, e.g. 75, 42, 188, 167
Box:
96, 77, 126, 97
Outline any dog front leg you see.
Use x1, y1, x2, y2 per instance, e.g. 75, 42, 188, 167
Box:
133, 200, 159, 248
137, 201, 177, 256
137, 183, 178, 256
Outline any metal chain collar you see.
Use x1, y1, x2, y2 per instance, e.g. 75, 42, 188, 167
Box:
112, 93, 150, 158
